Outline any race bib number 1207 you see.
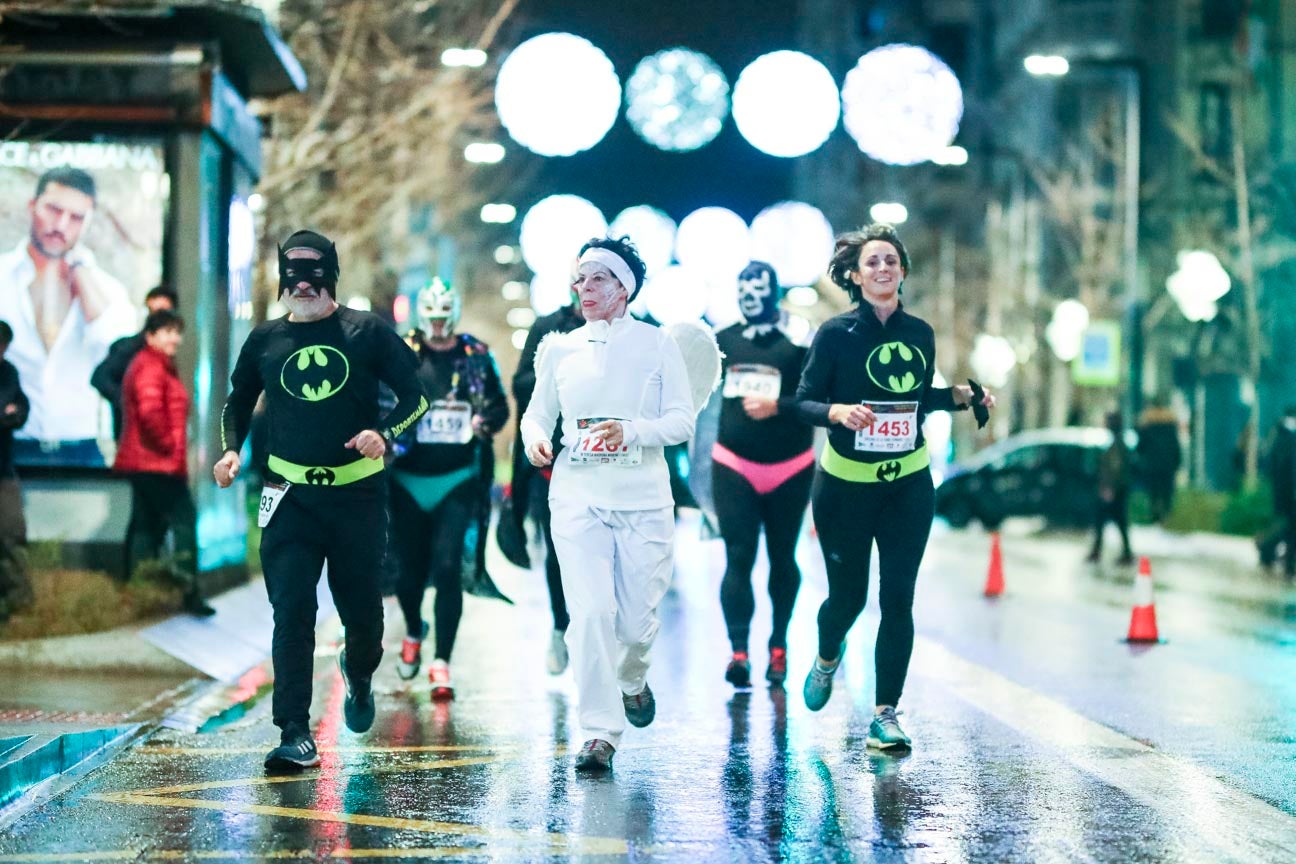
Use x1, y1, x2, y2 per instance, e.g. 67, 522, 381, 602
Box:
853, 401, 919, 453
570, 417, 643, 466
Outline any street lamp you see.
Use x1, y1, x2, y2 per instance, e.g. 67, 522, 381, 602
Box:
1024, 53, 1143, 421
464, 142, 505, 164
1166, 250, 1230, 322
869, 202, 908, 224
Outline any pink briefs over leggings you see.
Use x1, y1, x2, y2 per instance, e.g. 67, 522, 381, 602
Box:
711, 444, 816, 496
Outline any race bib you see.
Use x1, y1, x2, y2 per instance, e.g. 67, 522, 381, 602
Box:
416, 400, 473, 445
723, 364, 782, 400
854, 401, 919, 453
257, 482, 291, 528
569, 417, 643, 466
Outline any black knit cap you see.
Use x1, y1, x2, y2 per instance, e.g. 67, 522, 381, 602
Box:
278, 229, 340, 291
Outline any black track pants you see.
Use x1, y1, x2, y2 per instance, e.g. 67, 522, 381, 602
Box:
714, 462, 813, 653
260, 479, 387, 735
391, 479, 477, 661
812, 468, 934, 707
534, 483, 569, 632
125, 473, 198, 588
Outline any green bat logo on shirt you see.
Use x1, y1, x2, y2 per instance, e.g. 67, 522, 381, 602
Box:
866, 341, 927, 394
281, 346, 350, 402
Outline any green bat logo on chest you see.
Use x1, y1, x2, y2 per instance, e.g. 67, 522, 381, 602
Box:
281, 346, 350, 402
866, 341, 927, 394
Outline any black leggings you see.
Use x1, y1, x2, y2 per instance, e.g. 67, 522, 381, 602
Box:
714, 461, 813, 653
260, 480, 387, 735
125, 473, 198, 588
812, 468, 934, 707
533, 482, 569, 632
391, 479, 477, 661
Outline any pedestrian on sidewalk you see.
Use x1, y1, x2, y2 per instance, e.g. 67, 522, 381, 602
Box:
504, 279, 582, 675
0, 320, 31, 623
521, 236, 697, 774
91, 285, 178, 441
214, 229, 428, 773
1087, 410, 1135, 565
114, 309, 213, 617
795, 223, 995, 750
713, 261, 814, 690
1258, 406, 1296, 577
389, 279, 509, 700
1135, 398, 1182, 523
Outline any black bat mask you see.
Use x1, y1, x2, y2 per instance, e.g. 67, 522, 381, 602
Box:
278, 230, 340, 296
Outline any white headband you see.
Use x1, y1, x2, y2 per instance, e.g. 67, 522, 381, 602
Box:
578, 247, 636, 295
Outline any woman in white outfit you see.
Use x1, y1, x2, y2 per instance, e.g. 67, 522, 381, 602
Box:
521, 236, 695, 774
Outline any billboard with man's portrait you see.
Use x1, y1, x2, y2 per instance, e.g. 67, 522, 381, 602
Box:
0, 138, 167, 467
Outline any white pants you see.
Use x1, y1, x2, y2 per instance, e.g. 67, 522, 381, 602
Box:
549, 502, 674, 749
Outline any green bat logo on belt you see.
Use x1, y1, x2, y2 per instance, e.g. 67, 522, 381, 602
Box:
876, 461, 903, 482
304, 466, 337, 485
866, 341, 927, 394
281, 346, 350, 402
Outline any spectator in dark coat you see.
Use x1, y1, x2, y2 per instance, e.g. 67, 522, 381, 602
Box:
1259, 407, 1296, 577
1087, 411, 1135, 565
0, 320, 31, 622
91, 285, 178, 440
113, 309, 213, 616
1136, 400, 1182, 523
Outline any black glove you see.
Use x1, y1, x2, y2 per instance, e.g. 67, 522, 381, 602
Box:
967, 379, 990, 430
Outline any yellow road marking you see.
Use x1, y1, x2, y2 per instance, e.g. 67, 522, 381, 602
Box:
138, 744, 508, 756
96, 755, 502, 796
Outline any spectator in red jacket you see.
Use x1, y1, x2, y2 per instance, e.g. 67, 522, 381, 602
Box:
115, 309, 213, 616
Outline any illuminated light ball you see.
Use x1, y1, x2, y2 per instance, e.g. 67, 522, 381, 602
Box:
969, 334, 1017, 388
506, 307, 537, 328
870, 202, 908, 224
520, 194, 607, 279
625, 48, 730, 152
749, 201, 834, 287
392, 294, 410, 324
786, 285, 820, 307
705, 280, 743, 330
511, 329, 530, 350
530, 270, 576, 316
842, 44, 964, 165
345, 296, 372, 312
1045, 300, 1089, 361
228, 198, 255, 271
501, 280, 528, 301
644, 265, 710, 325
784, 313, 812, 346
674, 207, 750, 286
495, 33, 621, 157
609, 206, 677, 277
731, 51, 840, 157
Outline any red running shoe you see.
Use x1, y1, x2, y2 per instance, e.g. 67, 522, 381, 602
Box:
766, 647, 788, 685
429, 659, 454, 701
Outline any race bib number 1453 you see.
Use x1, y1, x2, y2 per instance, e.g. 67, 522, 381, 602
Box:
853, 401, 919, 453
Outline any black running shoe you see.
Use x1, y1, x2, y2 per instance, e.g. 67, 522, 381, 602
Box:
574, 739, 615, 773
623, 683, 656, 728
265, 732, 320, 772
338, 649, 375, 734
725, 653, 752, 688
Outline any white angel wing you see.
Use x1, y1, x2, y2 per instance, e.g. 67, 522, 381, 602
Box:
666, 320, 723, 415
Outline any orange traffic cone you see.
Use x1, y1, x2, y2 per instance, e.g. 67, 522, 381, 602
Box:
1124, 556, 1161, 643
984, 531, 1005, 597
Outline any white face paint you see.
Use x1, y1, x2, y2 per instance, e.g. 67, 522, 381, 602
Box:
737, 269, 774, 320
572, 262, 627, 322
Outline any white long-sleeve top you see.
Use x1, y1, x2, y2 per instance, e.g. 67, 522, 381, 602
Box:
521, 314, 695, 511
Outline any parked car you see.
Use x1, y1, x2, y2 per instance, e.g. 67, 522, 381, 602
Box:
935, 427, 1137, 529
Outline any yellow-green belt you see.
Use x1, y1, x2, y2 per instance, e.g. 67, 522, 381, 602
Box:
268, 454, 385, 487
820, 442, 930, 484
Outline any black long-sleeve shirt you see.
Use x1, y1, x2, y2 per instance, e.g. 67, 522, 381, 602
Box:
392, 334, 509, 476
715, 324, 813, 463
91, 331, 146, 440
796, 304, 963, 467
220, 308, 427, 476
512, 305, 582, 411
0, 359, 29, 478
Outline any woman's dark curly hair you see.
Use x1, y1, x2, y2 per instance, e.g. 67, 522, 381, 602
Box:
827, 223, 911, 305
579, 235, 649, 303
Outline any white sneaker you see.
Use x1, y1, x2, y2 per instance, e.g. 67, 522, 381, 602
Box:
546, 630, 569, 675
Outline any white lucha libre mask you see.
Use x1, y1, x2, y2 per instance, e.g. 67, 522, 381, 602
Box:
737, 262, 780, 325
416, 279, 461, 338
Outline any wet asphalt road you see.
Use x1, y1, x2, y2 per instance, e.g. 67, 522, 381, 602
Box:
1, 517, 1294, 862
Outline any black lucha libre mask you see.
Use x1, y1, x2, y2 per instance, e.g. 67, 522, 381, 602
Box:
737, 261, 782, 326
278, 229, 340, 297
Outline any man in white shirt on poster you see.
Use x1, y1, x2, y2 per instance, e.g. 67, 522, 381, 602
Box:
522, 235, 696, 775
0, 166, 135, 458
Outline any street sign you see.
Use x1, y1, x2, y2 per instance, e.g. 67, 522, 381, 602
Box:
1072, 320, 1121, 387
